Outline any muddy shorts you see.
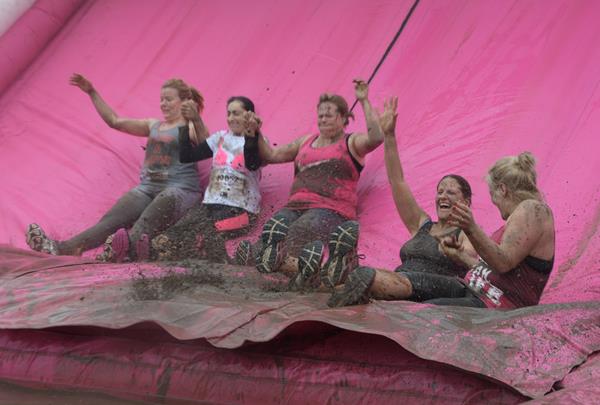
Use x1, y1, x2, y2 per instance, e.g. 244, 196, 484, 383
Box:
396, 271, 486, 308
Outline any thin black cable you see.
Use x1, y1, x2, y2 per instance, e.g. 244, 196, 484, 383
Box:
350, 0, 421, 112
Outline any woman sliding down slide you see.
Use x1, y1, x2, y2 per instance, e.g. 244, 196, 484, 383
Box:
238, 79, 383, 291
26, 74, 204, 261
150, 96, 263, 263
329, 98, 555, 309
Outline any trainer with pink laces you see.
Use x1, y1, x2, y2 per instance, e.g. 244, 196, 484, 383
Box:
26, 74, 204, 262
240, 79, 383, 291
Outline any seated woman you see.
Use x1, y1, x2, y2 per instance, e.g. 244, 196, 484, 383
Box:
329, 98, 555, 309
241, 79, 383, 290
26, 74, 204, 261
149, 96, 263, 263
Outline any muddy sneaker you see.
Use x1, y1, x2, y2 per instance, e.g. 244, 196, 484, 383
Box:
256, 214, 290, 273
96, 228, 129, 263
152, 234, 173, 261
233, 240, 254, 266
321, 220, 359, 289
26, 223, 58, 255
327, 266, 375, 307
289, 240, 324, 291
135, 234, 150, 262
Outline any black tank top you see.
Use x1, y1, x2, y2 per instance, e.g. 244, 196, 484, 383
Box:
396, 220, 468, 277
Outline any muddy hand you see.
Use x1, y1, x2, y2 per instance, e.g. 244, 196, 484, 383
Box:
242, 111, 261, 137
377, 97, 398, 137
181, 100, 200, 122
353, 78, 369, 101
439, 234, 468, 265
448, 202, 476, 233
69, 73, 94, 94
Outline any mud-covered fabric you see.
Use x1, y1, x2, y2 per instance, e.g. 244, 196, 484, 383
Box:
140, 122, 200, 192
57, 187, 200, 254
155, 203, 256, 261
191, 130, 262, 214
286, 134, 361, 219
274, 207, 347, 257
396, 220, 468, 277
397, 270, 486, 308
464, 226, 553, 309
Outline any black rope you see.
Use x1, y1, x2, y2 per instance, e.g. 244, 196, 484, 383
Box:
350, 0, 421, 112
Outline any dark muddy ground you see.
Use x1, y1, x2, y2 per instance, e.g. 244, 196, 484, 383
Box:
130, 259, 300, 301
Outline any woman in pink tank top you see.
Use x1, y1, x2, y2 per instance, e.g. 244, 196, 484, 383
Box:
235, 80, 384, 291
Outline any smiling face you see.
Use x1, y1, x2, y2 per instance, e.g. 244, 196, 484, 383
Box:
317, 102, 345, 138
436, 177, 469, 220
160, 87, 183, 121
227, 100, 246, 135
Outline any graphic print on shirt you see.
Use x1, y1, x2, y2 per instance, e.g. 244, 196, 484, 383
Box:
203, 131, 261, 213
144, 134, 177, 181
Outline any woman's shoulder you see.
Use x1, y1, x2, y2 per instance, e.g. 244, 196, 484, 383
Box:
516, 199, 553, 220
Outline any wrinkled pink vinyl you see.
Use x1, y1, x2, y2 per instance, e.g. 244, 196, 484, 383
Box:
0, 0, 599, 403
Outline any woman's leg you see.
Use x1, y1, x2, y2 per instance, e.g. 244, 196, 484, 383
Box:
328, 269, 469, 308
255, 208, 302, 273
151, 203, 208, 260
56, 188, 152, 255
279, 208, 347, 276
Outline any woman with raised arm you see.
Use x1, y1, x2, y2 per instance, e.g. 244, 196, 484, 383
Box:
329, 98, 555, 309
26, 74, 205, 261
150, 96, 263, 262
236, 79, 384, 291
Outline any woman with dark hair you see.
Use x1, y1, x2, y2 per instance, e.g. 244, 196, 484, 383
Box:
149, 95, 264, 262
26, 74, 204, 261
328, 97, 480, 307
329, 98, 555, 309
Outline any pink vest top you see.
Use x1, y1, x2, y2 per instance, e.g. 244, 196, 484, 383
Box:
464, 226, 552, 309
286, 134, 361, 219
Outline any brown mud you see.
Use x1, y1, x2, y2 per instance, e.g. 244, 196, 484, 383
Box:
131, 259, 293, 301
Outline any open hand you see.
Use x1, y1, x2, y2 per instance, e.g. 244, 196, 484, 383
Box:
447, 202, 476, 234
353, 78, 369, 101
69, 73, 94, 94
376, 97, 398, 136
242, 111, 262, 137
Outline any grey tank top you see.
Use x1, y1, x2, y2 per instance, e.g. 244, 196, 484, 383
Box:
140, 122, 200, 192
396, 220, 468, 277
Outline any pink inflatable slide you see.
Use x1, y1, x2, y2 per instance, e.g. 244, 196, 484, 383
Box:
0, 0, 598, 403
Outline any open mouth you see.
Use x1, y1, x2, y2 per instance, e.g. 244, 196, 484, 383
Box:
438, 202, 451, 210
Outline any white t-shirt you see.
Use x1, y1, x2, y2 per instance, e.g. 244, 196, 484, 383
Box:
202, 130, 261, 213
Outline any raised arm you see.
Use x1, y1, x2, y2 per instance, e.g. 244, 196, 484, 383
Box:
448, 200, 554, 273
70, 73, 154, 137
379, 97, 429, 235
349, 79, 384, 159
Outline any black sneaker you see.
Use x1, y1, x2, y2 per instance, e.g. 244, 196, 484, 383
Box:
321, 220, 359, 289
289, 240, 324, 291
327, 266, 375, 307
233, 240, 253, 266
256, 214, 290, 273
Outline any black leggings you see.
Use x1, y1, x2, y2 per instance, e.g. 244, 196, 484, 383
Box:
398, 271, 486, 308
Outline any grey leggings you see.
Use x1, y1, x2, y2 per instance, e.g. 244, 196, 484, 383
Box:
57, 185, 200, 255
